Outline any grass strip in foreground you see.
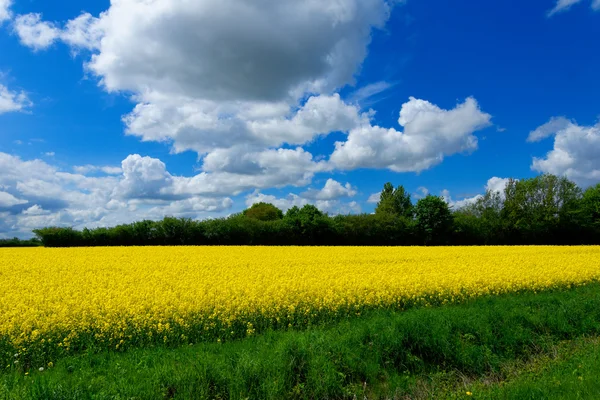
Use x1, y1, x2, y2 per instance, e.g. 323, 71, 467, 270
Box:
445, 336, 600, 399
2, 283, 600, 399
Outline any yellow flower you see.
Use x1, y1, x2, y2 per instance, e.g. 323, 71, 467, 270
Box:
0, 246, 598, 358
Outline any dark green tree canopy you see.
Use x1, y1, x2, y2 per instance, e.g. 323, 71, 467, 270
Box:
415, 195, 453, 245
243, 202, 284, 221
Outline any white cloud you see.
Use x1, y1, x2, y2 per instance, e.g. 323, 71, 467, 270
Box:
413, 186, 429, 199
300, 179, 357, 200
529, 118, 600, 186
349, 81, 394, 103
0, 152, 236, 237
22, 204, 49, 215
245, 190, 361, 215
0, 84, 31, 114
367, 192, 381, 204
442, 177, 511, 210
548, 0, 583, 16
329, 97, 492, 172
44, 152, 55, 157
0, 190, 27, 207
245, 191, 309, 212
124, 92, 366, 156
73, 165, 122, 175
13, 13, 61, 50
0, 0, 11, 23
61, 13, 103, 51
85, 0, 390, 101
547, 0, 600, 15
485, 177, 511, 196
12, 1, 397, 169
527, 117, 571, 142
14, 1, 494, 188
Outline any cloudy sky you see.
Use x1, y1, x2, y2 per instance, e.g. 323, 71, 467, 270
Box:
0, 0, 599, 237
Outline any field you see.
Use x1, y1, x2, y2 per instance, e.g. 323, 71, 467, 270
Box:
1, 246, 600, 370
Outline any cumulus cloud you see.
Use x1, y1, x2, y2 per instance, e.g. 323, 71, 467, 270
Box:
15, 1, 496, 184
123, 92, 366, 156
300, 179, 357, 200
0, 152, 235, 237
0, 0, 11, 23
0, 191, 28, 207
0, 84, 31, 114
13, 13, 61, 50
529, 118, 600, 186
485, 177, 511, 196
84, 0, 390, 101
15, 0, 390, 154
22, 204, 49, 215
12, 11, 103, 51
329, 97, 492, 172
60, 13, 103, 50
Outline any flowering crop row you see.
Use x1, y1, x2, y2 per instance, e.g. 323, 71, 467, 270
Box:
1, 246, 599, 366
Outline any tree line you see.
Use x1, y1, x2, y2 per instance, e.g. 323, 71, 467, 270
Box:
30, 173, 600, 247
0, 237, 42, 247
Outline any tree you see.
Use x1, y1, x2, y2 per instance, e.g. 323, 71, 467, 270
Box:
502, 174, 582, 243
415, 195, 454, 245
375, 183, 396, 215
243, 202, 284, 221
284, 204, 331, 244
580, 184, 600, 240
375, 183, 413, 218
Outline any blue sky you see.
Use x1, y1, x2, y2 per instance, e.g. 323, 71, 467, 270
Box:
0, 0, 599, 237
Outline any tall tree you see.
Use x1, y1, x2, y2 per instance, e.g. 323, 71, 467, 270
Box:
415, 195, 454, 245
393, 185, 413, 218
375, 183, 413, 218
580, 184, 600, 238
375, 182, 396, 215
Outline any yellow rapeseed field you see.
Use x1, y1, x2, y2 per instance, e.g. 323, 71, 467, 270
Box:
1, 246, 599, 364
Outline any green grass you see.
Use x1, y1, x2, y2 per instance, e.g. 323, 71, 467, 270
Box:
2, 283, 600, 399
441, 336, 600, 399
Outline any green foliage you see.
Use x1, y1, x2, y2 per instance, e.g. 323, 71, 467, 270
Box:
3, 283, 600, 399
581, 184, 600, 233
375, 183, 413, 217
0, 237, 42, 247
415, 195, 453, 245
243, 202, 284, 221
284, 205, 332, 245
502, 174, 582, 243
